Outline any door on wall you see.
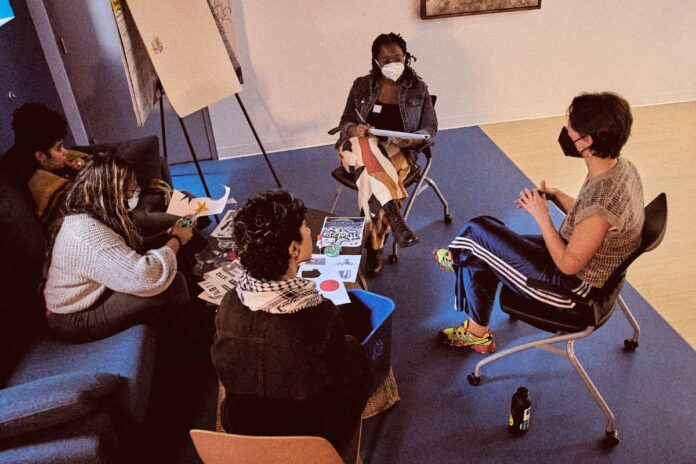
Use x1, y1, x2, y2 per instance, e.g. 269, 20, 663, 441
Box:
41, 0, 216, 164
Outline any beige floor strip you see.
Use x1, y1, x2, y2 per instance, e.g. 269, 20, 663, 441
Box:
481, 101, 696, 349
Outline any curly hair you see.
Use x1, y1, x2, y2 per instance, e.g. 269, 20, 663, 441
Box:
568, 92, 633, 159
370, 32, 421, 84
233, 191, 307, 281
42, 155, 141, 292
12, 103, 67, 155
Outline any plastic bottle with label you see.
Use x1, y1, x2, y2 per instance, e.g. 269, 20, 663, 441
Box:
508, 387, 532, 436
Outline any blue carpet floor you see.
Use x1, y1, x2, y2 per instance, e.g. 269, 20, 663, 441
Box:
170, 126, 696, 463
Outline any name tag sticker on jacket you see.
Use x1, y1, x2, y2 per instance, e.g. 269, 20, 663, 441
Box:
372, 104, 382, 114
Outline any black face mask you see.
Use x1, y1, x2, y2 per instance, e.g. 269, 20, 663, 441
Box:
558, 127, 585, 158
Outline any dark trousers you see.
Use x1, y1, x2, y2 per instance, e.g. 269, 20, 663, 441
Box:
448, 216, 591, 326
46, 272, 193, 346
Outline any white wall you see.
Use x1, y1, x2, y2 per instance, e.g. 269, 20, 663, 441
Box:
210, 0, 696, 158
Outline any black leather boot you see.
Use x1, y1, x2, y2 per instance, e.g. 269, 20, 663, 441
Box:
383, 200, 419, 248
366, 247, 385, 278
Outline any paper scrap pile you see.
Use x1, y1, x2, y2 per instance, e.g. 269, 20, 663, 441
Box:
211, 207, 237, 238
197, 260, 244, 305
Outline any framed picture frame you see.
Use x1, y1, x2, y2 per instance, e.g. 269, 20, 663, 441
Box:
421, 0, 541, 20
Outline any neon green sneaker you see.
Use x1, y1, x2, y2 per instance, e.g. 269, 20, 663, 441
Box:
432, 248, 454, 273
439, 320, 497, 353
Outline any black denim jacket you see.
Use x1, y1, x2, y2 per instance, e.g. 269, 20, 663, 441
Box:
211, 291, 370, 401
335, 72, 438, 148
212, 292, 372, 450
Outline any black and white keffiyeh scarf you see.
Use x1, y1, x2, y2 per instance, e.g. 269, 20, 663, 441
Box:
234, 269, 325, 314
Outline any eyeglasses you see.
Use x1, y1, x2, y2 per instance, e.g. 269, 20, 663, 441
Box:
377, 54, 405, 66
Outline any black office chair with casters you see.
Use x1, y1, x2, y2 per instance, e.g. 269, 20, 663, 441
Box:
467, 193, 667, 447
328, 95, 452, 264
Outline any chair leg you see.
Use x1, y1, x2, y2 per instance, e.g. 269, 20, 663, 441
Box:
616, 295, 640, 350
403, 171, 427, 222
468, 327, 618, 442
470, 327, 593, 379
388, 156, 453, 262
330, 184, 343, 215
423, 177, 452, 222
565, 340, 617, 435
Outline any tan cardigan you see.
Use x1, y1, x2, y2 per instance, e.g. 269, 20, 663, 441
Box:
27, 169, 71, 225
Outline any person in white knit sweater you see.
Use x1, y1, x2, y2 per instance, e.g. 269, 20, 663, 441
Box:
43, 155, 196, 342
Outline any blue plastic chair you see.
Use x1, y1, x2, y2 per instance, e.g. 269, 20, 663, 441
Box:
342, 289, 395, 394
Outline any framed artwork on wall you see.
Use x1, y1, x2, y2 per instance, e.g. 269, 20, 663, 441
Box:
421, 0, 541, 20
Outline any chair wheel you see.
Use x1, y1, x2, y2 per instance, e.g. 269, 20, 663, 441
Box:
388, 254, 399, 264
467, 373, 481, 386
623, 339, 639, 351
603, 430, 620, 447
444, 214, 454, 224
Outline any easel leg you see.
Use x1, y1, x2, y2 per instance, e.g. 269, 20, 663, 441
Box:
235, 94, 283, 188
159, 95, 168, 161
178, 116, 220, 223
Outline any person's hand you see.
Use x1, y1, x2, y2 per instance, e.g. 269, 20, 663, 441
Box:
65, 157, 86, 171
538, 180, 558, 200
387, 137, 421, 148
515, 187, 550, 223
175, 215, 196, 228
349, 123, 372, 138
170, 221, 194, 245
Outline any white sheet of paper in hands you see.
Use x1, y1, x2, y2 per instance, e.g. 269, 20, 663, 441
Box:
166, 186, 230, 217
369, 129, 430, 140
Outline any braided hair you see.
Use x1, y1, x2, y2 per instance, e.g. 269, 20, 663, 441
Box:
370, 32, 421, 84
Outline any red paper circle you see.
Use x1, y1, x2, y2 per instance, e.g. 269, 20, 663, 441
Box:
319, 279, 340, 292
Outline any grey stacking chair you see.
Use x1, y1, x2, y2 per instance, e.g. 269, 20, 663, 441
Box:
328, 95, 452, 264
467, 193, 668, 447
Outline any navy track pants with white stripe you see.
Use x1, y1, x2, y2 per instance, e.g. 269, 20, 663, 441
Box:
448, 216, 591, 326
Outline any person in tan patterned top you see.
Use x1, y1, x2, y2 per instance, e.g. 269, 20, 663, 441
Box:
433, 92, 644, 354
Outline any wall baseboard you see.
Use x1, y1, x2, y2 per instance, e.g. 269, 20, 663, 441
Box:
217, 94, 696, 160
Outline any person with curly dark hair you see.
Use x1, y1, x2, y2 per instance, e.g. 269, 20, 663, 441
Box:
334, 32, 438, 277
211, 191, 371, 460
232, 190, 309, 280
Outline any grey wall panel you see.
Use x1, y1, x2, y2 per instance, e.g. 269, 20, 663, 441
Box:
0, 0, 73, 154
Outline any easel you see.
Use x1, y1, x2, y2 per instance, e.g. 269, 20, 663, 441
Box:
157, 84, 283, 200
116, 0, 282, 212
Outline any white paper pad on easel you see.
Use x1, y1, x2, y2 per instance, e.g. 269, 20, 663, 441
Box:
166, 186, 230, 217
370, 128, 429, 140
299, 262, 350, 305
125, 0, 242, 118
